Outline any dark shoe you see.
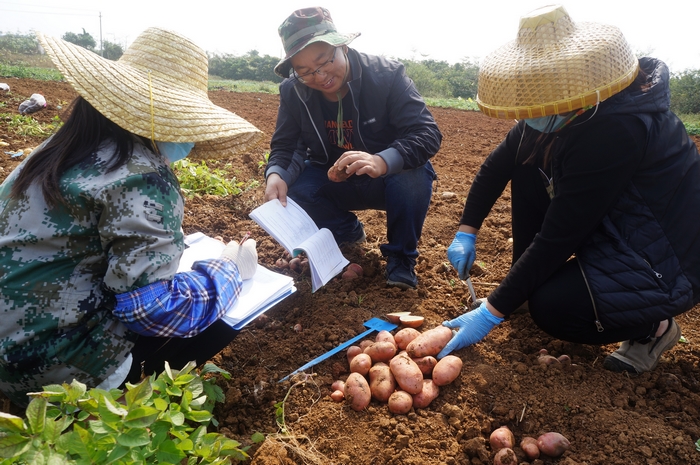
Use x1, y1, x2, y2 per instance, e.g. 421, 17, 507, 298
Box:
339, 223, 366, 246
603, 319, 681, 374
385, 255, 417, 290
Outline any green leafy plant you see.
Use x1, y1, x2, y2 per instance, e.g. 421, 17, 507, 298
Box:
0, 361, 255, 464
173, 159, 245, 197
257, 152, 270, 171
1, 114, 62, 137
0, 63, 63, 81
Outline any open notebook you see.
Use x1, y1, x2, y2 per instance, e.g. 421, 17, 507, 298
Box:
177, 232, 295, 330
249, 198, 349, 292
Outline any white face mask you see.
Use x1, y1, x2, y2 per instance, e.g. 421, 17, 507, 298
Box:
156, 141, 195, 163
523, 114, 570, 133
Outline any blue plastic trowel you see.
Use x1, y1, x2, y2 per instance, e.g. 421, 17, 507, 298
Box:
279, 317, 397, 382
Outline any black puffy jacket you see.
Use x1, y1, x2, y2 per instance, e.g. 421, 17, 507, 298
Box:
464, 58, 700, 328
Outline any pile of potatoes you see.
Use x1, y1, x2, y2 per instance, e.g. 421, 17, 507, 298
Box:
490, 425, 570, 463
330, 325, 463, 414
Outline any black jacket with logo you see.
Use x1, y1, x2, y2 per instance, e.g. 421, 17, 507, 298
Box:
266, 48, 442, 186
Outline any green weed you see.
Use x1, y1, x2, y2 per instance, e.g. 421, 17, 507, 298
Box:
208, 79, 279, 94
424, 96, 480, 111
1, 113, 62, 136
0, 63, 63, 81
173, 159, 249, 197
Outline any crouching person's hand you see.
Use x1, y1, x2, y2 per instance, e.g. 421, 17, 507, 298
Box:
437, 300, 504, 358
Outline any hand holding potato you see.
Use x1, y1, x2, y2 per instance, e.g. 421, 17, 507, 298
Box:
437, 300, 504, 358
332, 151, 388, 179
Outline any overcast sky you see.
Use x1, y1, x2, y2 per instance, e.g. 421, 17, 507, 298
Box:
1, 0, 699, 73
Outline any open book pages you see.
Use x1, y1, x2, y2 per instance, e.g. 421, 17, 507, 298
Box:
249, 198, 349, 292
177, 232, 295, 329
248, 198, 318, 255
294, 228, 349, 292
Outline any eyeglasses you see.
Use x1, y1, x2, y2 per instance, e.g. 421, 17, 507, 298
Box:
292, 47, 338, 83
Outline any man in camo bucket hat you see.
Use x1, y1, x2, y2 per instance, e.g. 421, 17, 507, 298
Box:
0, 27, 261, 407
274, 6, 359, 78
265, 6, 442, 290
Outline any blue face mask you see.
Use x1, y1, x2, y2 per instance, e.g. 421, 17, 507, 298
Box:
156, 141, 195, 163
523, 114, 570, 133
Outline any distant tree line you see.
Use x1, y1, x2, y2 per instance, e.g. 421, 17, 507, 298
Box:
0, 30, 123, 61
1, 31, 699, 114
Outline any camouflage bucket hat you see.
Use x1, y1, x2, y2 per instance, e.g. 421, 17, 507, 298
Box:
37, 28, 262, 159
274, 6, 360, 78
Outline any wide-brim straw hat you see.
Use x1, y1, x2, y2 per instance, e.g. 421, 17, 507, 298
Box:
37, 28, 262, 158
274, 7, 360, 78
476, 4, 639, 119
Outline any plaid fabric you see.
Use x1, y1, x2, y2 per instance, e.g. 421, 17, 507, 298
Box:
113, 258, 242, 337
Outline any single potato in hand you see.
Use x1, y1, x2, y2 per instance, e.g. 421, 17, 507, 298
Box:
328, 164, 351, 182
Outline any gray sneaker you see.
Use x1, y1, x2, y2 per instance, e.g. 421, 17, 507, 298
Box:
603, 319, 681, 374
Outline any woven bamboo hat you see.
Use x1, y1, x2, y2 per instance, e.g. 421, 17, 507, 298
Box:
476, 4, 639, 120
37, 28, 262, 158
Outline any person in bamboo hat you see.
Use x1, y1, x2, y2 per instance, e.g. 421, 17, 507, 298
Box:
439, 5, 700, 375
0, 27, 262, 407
264, 6, 442, 290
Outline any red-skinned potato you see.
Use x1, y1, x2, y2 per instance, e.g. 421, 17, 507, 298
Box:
347, 263, 364, 276
346, 346, 363, 365
328, 164, 350, 182
359, 339, 374, 351
330, 390, 344, 402
520, 436, 540, 460
364, 341, 397, 363
342, 269, 359, 280
394, 327, 421, 350
349, 353, 372, 375
375, 330, 397, 347
490, 426, 515, 451
289, 257, 302, 273
406, 325, 454, 358
344, 372, 371, 411
386, 312, 411, 324
538, 353, 560, 365
331, 380, 346, 393
369, 362, 396, 402
432, 355, 463, 386
411, 379, 440, 408
399, 315, 424, 328
412, 355, 438, 376
493, 447, 517, 465
387, 390, 413, 414
536, 432, 570, 457
389, 352, 423, 394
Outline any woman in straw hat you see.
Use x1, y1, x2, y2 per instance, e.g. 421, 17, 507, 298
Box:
0, 28, 262, 407
439, 5, 700, 374
264, 6, 441, 290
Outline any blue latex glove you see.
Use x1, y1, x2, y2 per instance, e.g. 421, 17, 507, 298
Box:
437, 301, 504, 358
447, 231, 476, 279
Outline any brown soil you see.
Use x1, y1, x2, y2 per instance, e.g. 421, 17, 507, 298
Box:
3, 78, 700, 465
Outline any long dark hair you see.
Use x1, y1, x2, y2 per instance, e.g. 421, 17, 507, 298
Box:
10, 96, 138, 207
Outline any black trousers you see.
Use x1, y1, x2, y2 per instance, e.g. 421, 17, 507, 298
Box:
510, 163, 657, 345
123, 320, 239, 385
